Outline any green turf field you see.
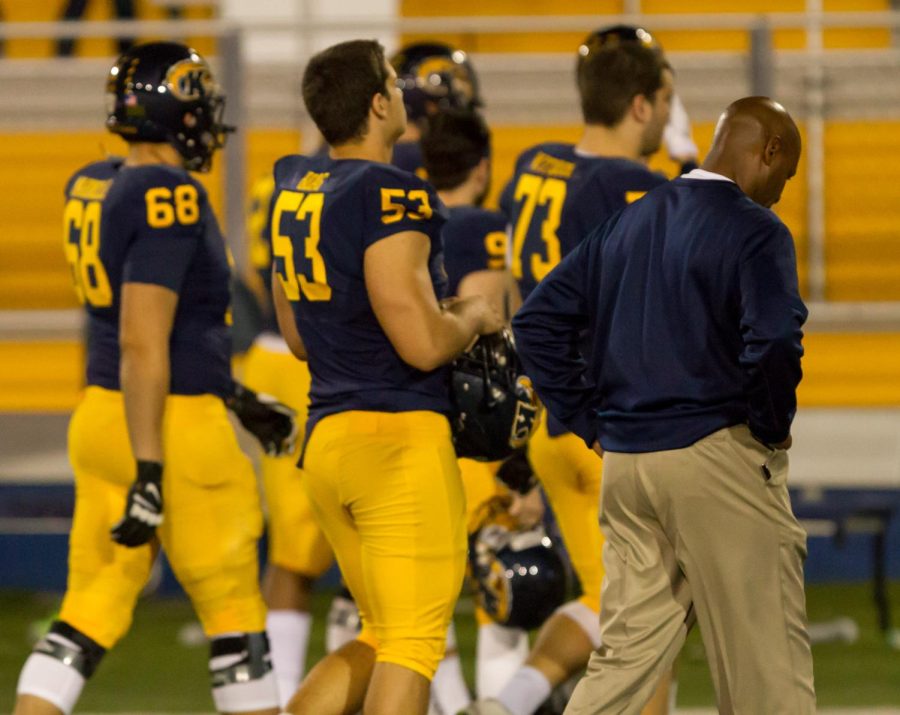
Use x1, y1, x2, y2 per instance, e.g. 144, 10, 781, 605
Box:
2, 582, 899, 712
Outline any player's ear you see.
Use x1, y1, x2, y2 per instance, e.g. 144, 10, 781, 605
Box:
371, 90, 389, 121
631, 93, 653, 124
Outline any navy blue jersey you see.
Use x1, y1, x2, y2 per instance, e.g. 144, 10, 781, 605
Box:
442, 206, 508, 296
513, 177, 807, 452
63, 159, 232, 397
500, 142, 667, 301
501, 142, 667, 435
271, 154, 449, 433
249, 139, 423, 337
392, 140, 426, 178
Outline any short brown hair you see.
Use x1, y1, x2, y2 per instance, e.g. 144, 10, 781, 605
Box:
420, 110, 490, 191
577, 43, 669, 127
302, 40, 390, 146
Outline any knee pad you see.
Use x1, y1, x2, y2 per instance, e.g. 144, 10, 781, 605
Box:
209, 631, 279, 712
34, 621, 106, 678
556, 600, 602, 649
17, 621, 106, 715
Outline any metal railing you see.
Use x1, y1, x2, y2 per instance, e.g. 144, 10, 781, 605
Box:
3, 9, 900, 330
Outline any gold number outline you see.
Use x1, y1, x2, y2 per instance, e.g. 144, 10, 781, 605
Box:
510, 173, 567, 282
271, 190, 331, 302
63, 198, 113, 307
380, 187, 433, 224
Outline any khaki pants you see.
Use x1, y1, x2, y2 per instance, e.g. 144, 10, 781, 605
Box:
564, 425, 816, 715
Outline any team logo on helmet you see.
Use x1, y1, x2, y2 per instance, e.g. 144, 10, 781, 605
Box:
510, 376, 540, 448
166, 58, 214, 101
451, 330, 542, 461
468, 515, 567, 630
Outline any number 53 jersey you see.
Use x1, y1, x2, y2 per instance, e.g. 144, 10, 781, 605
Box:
270, 155, 449, 437
63, 158, 232, 397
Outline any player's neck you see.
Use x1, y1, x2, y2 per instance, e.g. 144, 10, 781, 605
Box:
398, 122, 421, 143
438, 182, 478, 208
330, 133, 394, 164
125, 142, 183, 168
576, 123, 643, 162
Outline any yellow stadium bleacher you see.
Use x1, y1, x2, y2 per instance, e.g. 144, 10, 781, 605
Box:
3, 2, 900, 411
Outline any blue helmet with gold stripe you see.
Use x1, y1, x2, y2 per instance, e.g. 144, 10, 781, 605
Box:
450, 329, 541, 462
105, 41, 234, 172
391, 41, 482, 123
468, 501, 567, 630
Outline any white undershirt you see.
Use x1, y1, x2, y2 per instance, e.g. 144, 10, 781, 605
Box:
682, 168, 735, 183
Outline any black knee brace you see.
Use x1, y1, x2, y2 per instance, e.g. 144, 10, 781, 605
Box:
209, 631, 272, 688
33, 621, 106, 679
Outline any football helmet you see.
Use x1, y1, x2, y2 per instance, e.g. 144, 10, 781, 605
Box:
468, 499, 567, 630
450, 329, 541, 462
106, 41, 234, 172
391, 41, 482, 122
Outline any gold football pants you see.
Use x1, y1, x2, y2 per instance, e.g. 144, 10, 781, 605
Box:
59, 387, 267, 648
300, 410, 467, 680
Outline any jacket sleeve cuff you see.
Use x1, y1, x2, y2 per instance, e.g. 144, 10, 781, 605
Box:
566, 412, 599, 451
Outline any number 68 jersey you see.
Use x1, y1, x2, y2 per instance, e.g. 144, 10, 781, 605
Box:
63, 158, 232, 397
270, 154, 448, 436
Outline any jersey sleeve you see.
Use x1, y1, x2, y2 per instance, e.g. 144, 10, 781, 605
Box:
445, 211, 508, 291
363, 166, 447, 249
121, 171, 205, 293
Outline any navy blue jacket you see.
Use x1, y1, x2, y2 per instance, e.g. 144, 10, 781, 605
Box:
512, 176, 808, 453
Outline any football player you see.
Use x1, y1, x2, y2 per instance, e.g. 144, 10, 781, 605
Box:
269, 40, 501, 715
464, 27, 677, 715
14, 42, 280, 715
391, 41, 483, 177
421, 109, 540, 704
241, 170, 337, 707
237, 41, 484, 707
419, 109, 541, 712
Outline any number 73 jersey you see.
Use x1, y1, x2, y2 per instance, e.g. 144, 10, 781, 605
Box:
500, 142, 668, 301
62, 159, 233, 397
270, 154, 450, 429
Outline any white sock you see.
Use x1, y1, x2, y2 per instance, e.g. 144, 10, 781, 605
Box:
496, 666, 552, 715
476, 622, 528, 698
17, 651, 86, 715
266, 610, 312, 707
668, 675, 679, 712
430, 622, 471, 714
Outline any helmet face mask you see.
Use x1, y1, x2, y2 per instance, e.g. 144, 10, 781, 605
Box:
106, 42, 234, 172
391, 42, 482, 123
450, 329, 542, 462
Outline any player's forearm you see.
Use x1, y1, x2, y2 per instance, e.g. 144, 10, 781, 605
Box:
272, 271, 308, 361
410, 297, 488, 371
120, 341, 169, 463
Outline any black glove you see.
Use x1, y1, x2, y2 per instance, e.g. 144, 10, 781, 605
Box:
226, 382, 298, 457
111, 460, 163, 548
495, 448, 538, 495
